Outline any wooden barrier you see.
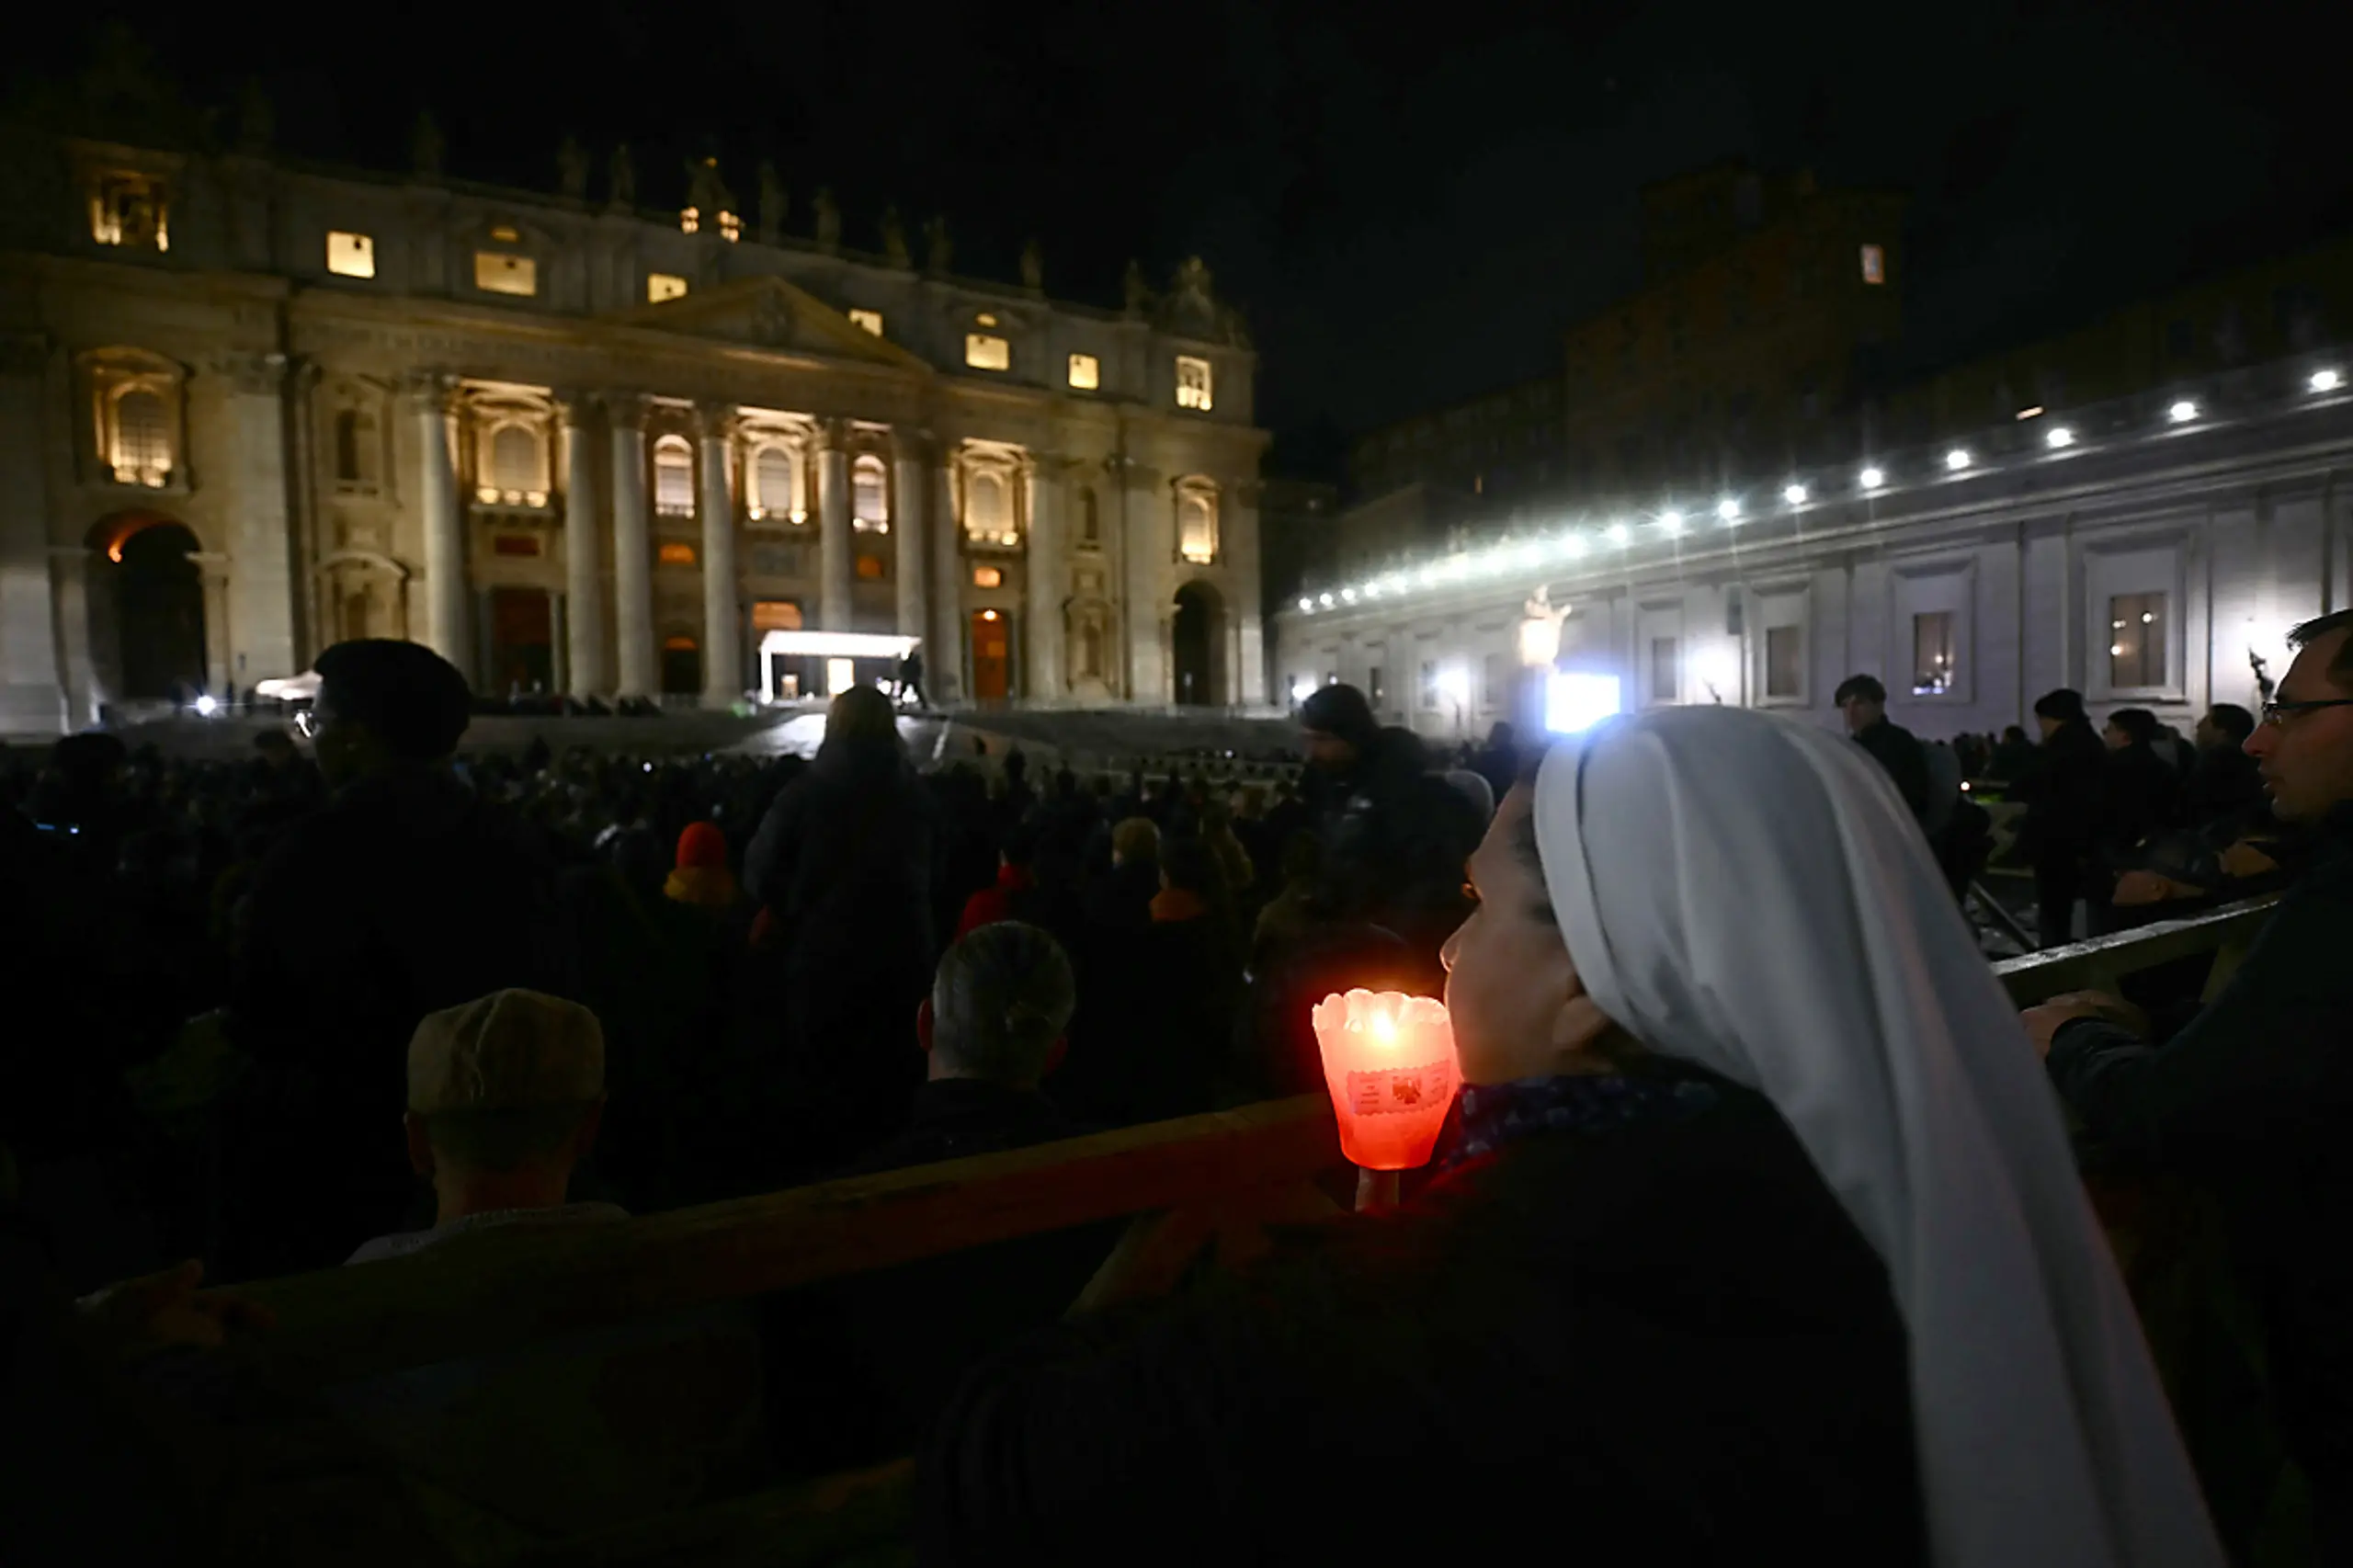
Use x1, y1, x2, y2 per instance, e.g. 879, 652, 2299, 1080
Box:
208, 893, 2281, 1565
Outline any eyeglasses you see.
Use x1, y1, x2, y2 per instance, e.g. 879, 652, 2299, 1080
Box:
2259, 698, 2353, 728
291, 708, 321, 741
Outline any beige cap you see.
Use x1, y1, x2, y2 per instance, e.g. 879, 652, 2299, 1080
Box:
406, 989, 606, 1115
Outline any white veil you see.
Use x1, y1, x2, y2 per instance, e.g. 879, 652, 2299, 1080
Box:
1529, 707, 2221, 1568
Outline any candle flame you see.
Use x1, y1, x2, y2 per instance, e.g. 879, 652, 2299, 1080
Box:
1370, 1010, 1395, 1044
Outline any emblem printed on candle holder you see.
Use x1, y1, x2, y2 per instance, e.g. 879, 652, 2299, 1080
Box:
1347, 1062, 1450, 1116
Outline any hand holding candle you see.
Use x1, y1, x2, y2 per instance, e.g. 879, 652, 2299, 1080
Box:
1311, 989, 1460, 1172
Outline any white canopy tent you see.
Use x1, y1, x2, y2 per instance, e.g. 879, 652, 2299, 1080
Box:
756, 630, 920, 702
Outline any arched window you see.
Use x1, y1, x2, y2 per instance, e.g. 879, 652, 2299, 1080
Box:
490, 425, 539, 496
1177, 487, 1218, 564
1076, 486, 1100, 548
751, 445, 799, 520
966, 469, 1011, 542
852, 454, 889, 530
653, 435, 696, 516
112, 389, 171, 483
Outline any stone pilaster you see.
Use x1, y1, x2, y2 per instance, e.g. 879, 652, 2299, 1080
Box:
1120, 460, 1168, 704
45, 548, 97, 731
891, 428, 930, 643
695, 403, 742, 703
557, 395, 605, 698
208, 351, 299, 687
188, 551, 235, 696
1026, 455, 1067, 704
602, 392, 655, 699
930, 452, 964, 703
403, 370, 469, 671
0, 337, 67, 732
814, 418, 853, 631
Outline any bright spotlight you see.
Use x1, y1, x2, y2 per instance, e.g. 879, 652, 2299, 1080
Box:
1545, 672, 1623, 736
1658, 509, 1686, 536
1603, 522, 1629, 544
2045, 426, 2075, 449
1318, 592, 1335, 608
1561, 534, 1589, 560
1715, 498, 1740, 522
1298, 597, 1313, 612
192, 694, 219, 717
1859, 466, 1885, 489
2169, 400, 2199, 423
1341, 587, 1358, 602
1783, 483, 1808, 505
2313, 369, 2342, 392
1945, 449, 1972, 472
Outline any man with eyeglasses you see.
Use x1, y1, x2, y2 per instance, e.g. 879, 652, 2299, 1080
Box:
2024, 607, 2353, 1559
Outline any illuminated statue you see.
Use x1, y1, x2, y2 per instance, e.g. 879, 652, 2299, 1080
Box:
555, 136, 588, 201
925, 215, 951, 276
1122, 257, 1148, 315
411, 112, 443, 180
813, 187, 841, 251
757, 161, 786, 244
608, 144, 636, 208
1020, 237, 1043, 292
881, 205, 909, 268
1518, 585, 1569, 668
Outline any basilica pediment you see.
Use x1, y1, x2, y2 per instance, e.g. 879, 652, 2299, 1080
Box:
609, 277, 928, 372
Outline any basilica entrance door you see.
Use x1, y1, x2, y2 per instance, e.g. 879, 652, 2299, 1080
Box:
969, 609, 1011, 701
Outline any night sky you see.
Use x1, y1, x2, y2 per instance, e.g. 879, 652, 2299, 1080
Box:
12, 3, 2348, 477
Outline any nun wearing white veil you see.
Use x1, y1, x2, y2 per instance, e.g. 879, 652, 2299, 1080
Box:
1515, 706, 2222, 1568
920, 704, 2221, 1568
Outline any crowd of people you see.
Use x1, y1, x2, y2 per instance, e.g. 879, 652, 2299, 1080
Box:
5, 611, 2350, 1565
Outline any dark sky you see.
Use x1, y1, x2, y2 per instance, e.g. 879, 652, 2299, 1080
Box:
14, 2, 2348, 475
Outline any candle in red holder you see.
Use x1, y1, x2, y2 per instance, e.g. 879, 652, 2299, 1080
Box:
1311, 989, 1459, 1171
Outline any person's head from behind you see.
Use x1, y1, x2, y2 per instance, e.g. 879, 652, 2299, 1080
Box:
1279, 829, 1322, 889
2198, 702, 2256, 752
921, 922, 1075, 1090
1298, 683, 1378, 771
1000, 820, 1040, 872
45, 732, 129, 809
310, 640, 472, 789
404, 990, 606, 1221
2248, 608, 2353, 823
1111, 814, 1160, 869
2002, 725, 2029, 747
2102, 708, 2160, 752
1833, 674, 1888, 734
822, 684, 901, 759
2032, 687, 2087, 739
1159, 835, 1219, 900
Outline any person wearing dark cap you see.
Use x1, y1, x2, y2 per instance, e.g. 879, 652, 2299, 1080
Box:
1299, 687, 1481, 963
220, 640, 568, 1278
1835, 675, 1933, 825
2014, 687, 2109, 948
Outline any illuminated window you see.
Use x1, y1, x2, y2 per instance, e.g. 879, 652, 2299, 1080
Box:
965, 469, 1012, 540
852, 454, 889, 529
647, 273, 688, 303
1912, 611, 1955, 696
90, 174, 168, 252
973, 566, 1003, 588
1067, 353, 1099, 391
474, 252, 537, 296
752, 600, 802, 631
679, 207, 699, 235
1419, 661, 1439, 711
748, 443, 801, 521
1176, 483, 1218, 564
110, 389, 172, 484
490, 225, 521, 243
856, 552, 886, 580
657, 541, 698, 566
333, 408, 378, 488
325, 231, 375, 278
1859, 244, 1885, 286
975, 312, 998, 327
1765, 626, 1803, 699
2109, 593, 2166, 688
965, 334, 1010, 371
489, 426, 540, 498
847, 308, 883, 335
653, 435, 695, 516
1176, 356, 1213, 411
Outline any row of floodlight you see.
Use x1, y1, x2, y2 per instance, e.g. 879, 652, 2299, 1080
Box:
1296, 369, 2346, 615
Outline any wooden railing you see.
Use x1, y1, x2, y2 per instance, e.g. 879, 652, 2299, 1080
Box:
215, 894, 2282, 1565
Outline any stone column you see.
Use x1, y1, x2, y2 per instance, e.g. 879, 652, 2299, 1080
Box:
815, 418, 853, 630
603, 393, 655, 699
891, 428, 929, 642
930, 453, 964, 703
1231, 480, 1267, 706
45, 548, 96, 729
549, 588, 569, 696
211, 352, 300, 686
0, 338, 67, 731
1122, 460, 1167, 705
558, 396, 604, 698
189, 551, 235, 696
1025, 456, 1065, 705
405, 371, 469, 669
695, 403, 742, 703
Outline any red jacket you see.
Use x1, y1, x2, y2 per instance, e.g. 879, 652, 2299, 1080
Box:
955, 863, 1035, 940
